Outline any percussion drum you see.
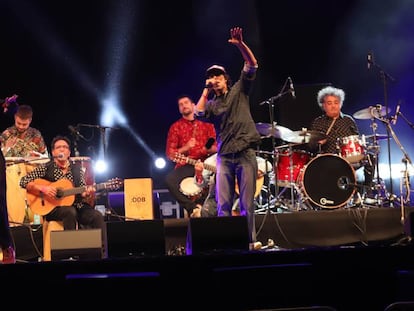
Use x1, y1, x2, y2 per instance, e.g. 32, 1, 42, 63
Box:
276, 149, 310, 187
5, 159, 28, 225
25, 157, 51, 174
298, 154, 356, 209
69, 157, 95, 206
337, 135, 365, 164
179, 177, 206, 201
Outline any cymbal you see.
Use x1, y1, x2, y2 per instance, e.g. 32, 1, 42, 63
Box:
285, 130, 326, 144
353, 105, 390, 120
255, 122, 293, 140
364, 134, 389, 141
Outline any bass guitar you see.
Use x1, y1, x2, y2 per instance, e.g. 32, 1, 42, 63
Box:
26, 177, 123, 216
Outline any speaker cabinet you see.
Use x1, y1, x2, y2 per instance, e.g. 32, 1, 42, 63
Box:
50, 229, 104, 261
186, 216, 250, 255
106, 220, 166, 258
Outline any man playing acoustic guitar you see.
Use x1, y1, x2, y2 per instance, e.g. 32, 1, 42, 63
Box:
19, 135, 108, 255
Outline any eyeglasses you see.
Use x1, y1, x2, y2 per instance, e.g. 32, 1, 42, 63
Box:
54, 145, 70, 149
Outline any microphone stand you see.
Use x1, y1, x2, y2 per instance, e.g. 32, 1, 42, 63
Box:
392, 108, 414, 219
376, 114, 410, 209
71, 134, 80, 157
368, 56, 396, 194
259, 90, 292, 106
259, 78, 293, 213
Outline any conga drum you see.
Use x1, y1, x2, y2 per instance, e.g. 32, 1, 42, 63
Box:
24, 157, 51, 174
69, 157, 95, 206
5, 158, 28, 226
24, 157, 51, 223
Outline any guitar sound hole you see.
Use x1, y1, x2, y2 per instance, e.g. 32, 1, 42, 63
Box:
56, 189, 64, 198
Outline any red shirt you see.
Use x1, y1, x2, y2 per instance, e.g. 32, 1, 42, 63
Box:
166, 118, 216, 168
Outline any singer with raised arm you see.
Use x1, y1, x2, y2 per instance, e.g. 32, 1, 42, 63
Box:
195, 26, 261, 247
19, 135, 106, 258
0, 104, 49, 158
165, 95, 217, 218
309, 85, 374, 203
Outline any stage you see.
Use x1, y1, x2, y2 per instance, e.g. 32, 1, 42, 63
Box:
4, 206, 414, 310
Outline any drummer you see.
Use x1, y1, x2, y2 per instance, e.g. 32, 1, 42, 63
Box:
0, 104, 49, 159
308, 86, 374, 197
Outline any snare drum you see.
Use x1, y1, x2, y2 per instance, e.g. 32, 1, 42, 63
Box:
337, 135, 365, 163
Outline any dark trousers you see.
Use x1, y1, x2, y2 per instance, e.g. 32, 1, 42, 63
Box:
165, 164, 200, 215
46, 204, 106, 242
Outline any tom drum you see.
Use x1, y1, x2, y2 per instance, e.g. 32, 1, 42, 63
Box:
276, 149, 310, 187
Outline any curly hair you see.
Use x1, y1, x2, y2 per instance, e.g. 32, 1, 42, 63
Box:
317, 86, 345, 109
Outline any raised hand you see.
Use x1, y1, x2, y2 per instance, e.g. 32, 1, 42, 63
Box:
228, 27, 243, 45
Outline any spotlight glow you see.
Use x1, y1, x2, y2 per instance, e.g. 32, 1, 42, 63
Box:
94, 159, 108, 174
154, 157, 166, 169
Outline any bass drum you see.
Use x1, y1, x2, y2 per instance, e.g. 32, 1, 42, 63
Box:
298, 154, 356, 209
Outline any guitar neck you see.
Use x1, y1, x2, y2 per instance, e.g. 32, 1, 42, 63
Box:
184, 157, 216, 173
58, 183, 108, 198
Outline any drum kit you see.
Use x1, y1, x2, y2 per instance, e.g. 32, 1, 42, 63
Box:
253, 104, 401, 212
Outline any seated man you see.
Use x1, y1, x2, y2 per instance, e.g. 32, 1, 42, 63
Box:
19, 136, 106, 249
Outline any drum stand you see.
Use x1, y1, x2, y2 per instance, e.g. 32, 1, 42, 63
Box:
368, 111, 409, 207
361, 112, 392, 207
254, 149, 278, 214
271, 144, 308, 211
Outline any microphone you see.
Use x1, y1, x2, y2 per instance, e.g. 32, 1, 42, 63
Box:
367, 52, 373, 70
288, 77, 296, 99
53, 153, 65, 159
205, 82, 213, 89
392, 104, 400, 125
68, 125, 86, 140
205, 137, 215, 149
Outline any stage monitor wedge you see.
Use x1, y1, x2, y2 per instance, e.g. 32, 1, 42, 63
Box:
106, 220, 166, 258
186, 216, 250, 255
50, 229, 104, 261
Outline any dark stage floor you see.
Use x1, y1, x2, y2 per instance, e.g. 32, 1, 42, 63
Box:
4, 206, 414, 310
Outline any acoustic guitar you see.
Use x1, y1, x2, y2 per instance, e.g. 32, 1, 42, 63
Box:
172, 153, 265, 198
26, 177, 123, 216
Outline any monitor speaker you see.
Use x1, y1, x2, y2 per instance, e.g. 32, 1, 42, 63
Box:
50, 229, 104, 261
106, 220, 166, 258
186, 216, 250, 255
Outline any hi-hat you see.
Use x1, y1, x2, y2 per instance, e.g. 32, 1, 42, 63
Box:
285, 130, 326, 144
255, 122, 293, 140
364, 134, 389, 141
353, 105, 390, 120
